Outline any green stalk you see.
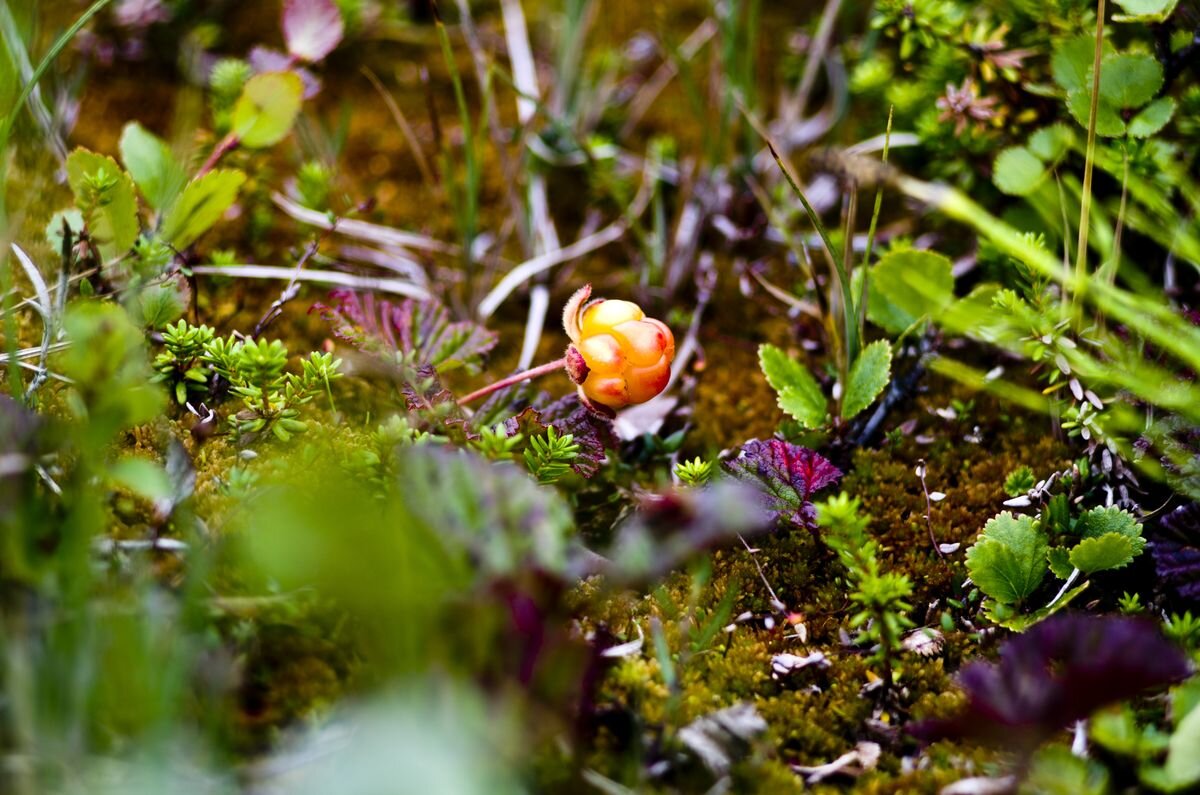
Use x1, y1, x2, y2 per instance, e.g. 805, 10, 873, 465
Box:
434, 15, 480, 273
761, 135, 859, 364
858, 107, 894, 334
1071, 0, 1107, 321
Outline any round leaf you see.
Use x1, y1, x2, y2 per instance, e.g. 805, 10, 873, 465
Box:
232, 72, 304, 148
1067, 89, 1126, 137
994, 146, 1047, 196
1128, 96, 1175, 138
1097, 53, 1163, 109
867, 249, 955, 335
1028, 124, 1073, 163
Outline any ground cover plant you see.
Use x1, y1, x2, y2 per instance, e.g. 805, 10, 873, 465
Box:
5, 0, 1200, 792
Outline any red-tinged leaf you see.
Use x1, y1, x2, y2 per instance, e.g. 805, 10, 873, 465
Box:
724, 439, 842, 528
910, 614, 1192, 755
282, 0, 344, 63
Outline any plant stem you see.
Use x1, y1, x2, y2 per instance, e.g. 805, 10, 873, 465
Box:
457, 357, 567, 406
1072, 0, 1106, 321
196, 133, 240, 178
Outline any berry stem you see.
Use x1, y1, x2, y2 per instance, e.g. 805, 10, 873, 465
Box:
197, 132, 240, 178
457, 357, 567, 406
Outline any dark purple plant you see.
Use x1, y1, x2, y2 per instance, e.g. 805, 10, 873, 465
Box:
910, 614, 1192, 754
724, 439, 841, 528
1151, 502, 1200, 606
500, 395, 616, 479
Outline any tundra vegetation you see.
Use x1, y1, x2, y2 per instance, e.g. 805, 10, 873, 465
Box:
3, 0, 1200, 792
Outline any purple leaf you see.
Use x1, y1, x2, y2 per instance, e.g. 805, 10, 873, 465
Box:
282, 0, 344, 63
495, 395, 616, 479
910, 614, 1192, 754
724, 439, 841, 528
1151, 502, 1200, 606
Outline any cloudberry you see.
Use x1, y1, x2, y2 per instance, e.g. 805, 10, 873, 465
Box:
563, 286, 675, 411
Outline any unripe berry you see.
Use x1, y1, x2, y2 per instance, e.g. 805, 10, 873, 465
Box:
562, 286, 675, 411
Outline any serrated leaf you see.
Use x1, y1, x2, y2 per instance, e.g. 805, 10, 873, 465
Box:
966, 511, 1048, 605
867, 248, 955, 334
725, 439, 841, 528
1113, 0, 1179, 21
758, 343, 827, 428
1128, 96, 1175, 138
1070, 533, 1136, 574
1028, 124, 1073, 163
1047, 546, 1074, 579
1098, 53, 1163, 109
1077, 506, 1145, 555
314, 291, 498, 375
283, 0, 344, 63
232, 72, 304, 148
160, 169, 246, 249
131, 279, 189, 329
65, 148, 140, 261
994, 146, 1047, 196
987, 582, 1088, 632
842, 339, 891, 419
119, 122, 187, 212
1067, 89, 1127, 137
1052, 34, 1116, 93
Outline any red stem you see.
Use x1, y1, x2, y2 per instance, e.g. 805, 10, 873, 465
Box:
197, 132, 240, 178
457, 357, 567, 406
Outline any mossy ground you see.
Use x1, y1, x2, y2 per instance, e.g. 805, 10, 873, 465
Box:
4, 4, 1084, 789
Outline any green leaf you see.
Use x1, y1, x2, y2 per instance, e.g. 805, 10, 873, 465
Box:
985, 582, 1088, 631
44, 208, 84, 251
1077, 506, 1145, 555
867, 248, 955, 335
758, 343, 827, 429
1098, 53, 1163, 109
109, 456, 171, 503
65, 148, 140, 261
118, 121, 186, 212
1067, 89, 1126, 137
1112, 0, 1180, 22
1069, 533, 1136, 574
1047, 546, 1074, 579
1164, 702, 1200, 789
1052, 34, 1116, 93
842, 339, 891, 420
966, 511, 1048, 605
1128, 96, 1175, 138
1025, 746, 1110, 795
1028, 124, 1073, 163
994, 146, 1047, 196
232, 71, 304, 148
131, 280, 188, 329
160, 169, 246, 249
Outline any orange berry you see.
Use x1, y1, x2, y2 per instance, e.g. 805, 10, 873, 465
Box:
566, 289, 675, 411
